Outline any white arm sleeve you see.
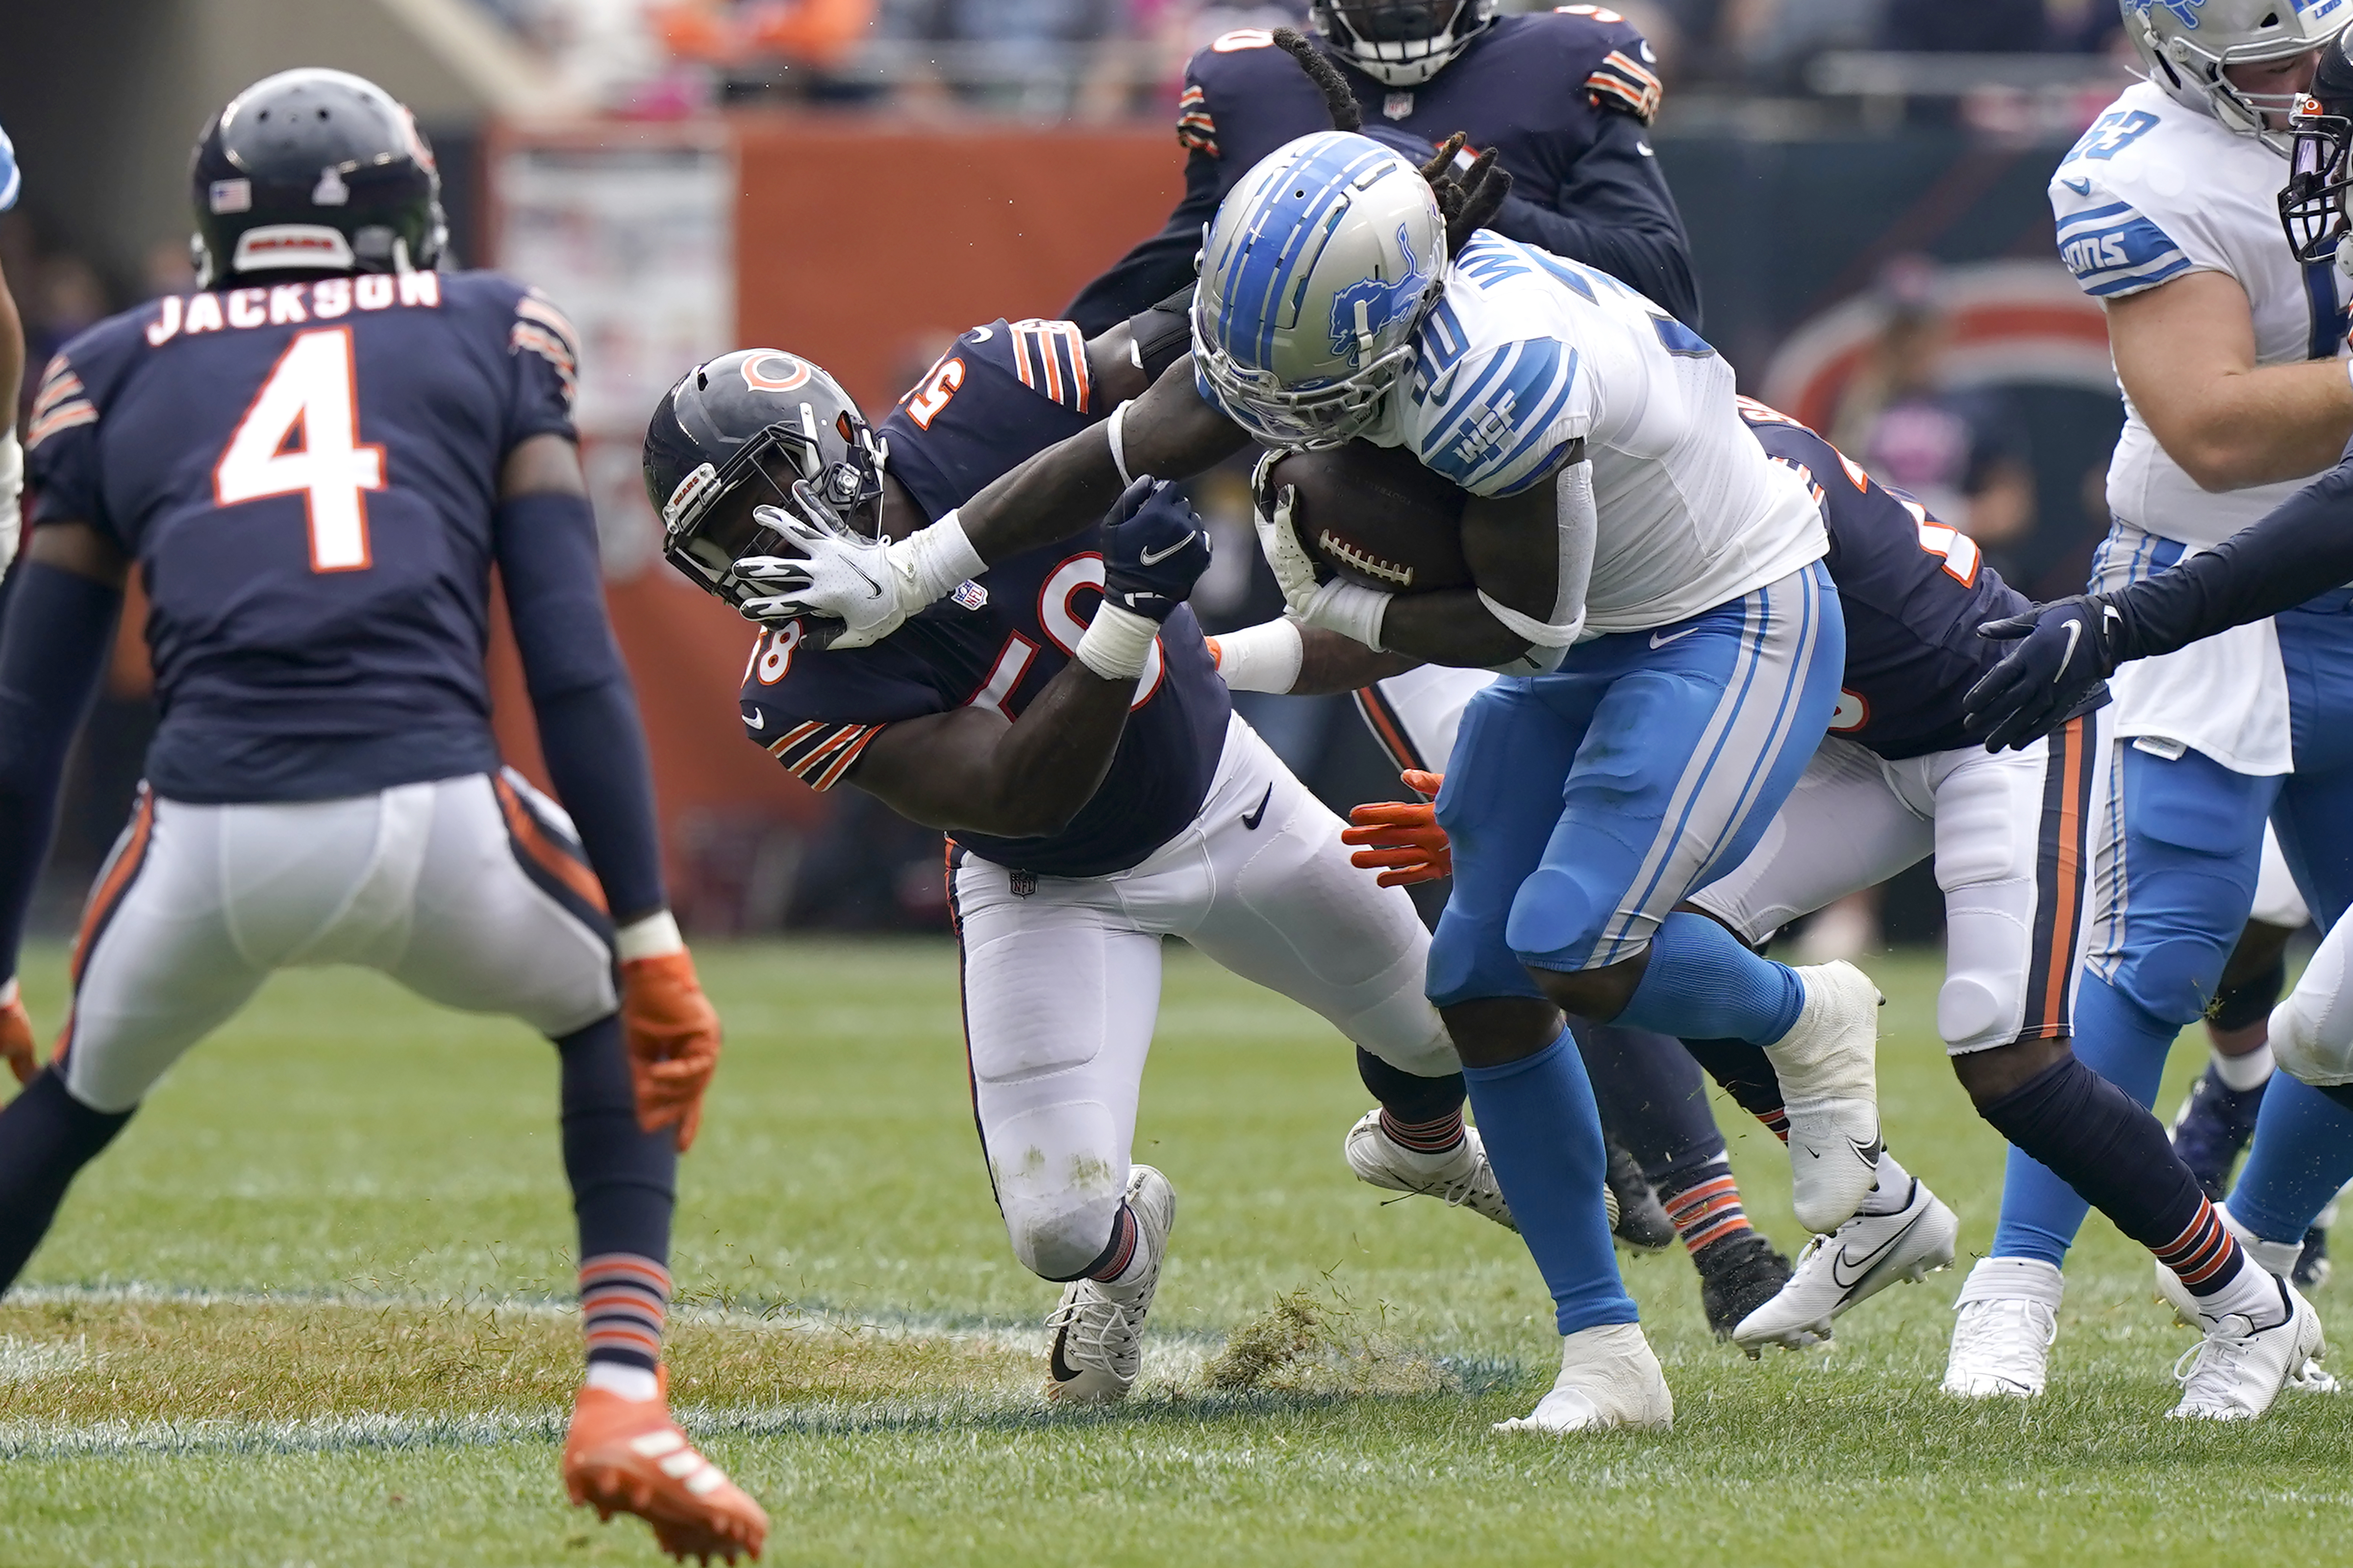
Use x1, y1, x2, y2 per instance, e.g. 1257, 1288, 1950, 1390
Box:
1474, 458, 1593, 650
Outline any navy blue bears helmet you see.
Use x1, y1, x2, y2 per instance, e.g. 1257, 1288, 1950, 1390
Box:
642, 348, 889, 610
189, 69, 447, 287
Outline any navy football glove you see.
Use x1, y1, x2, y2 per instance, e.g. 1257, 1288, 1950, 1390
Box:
1100, 478, 1210, 623
1963, 593, 2125, 752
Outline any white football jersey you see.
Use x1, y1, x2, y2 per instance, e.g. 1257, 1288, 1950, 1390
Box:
2053, 81, 2347, 549
1361, 232, 1827, 635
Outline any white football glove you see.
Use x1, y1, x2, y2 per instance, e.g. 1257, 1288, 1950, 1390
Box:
732, 489, 907, 649
1251, 454, 1392, 650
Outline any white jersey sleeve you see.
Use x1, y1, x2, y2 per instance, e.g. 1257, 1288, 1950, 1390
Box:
2050, 104, 2203, 299
1410, 329, 1594, 498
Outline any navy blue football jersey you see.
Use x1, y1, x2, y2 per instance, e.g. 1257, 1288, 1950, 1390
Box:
1737, 398, 2029, 761
25, 271, 580, 803
1067, 10, 1694, 332
740, 318, 1232, 878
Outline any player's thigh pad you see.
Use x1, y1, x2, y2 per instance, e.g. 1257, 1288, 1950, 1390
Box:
1354, 665, 1499, 776
1508, 561, 1844, 973
951, 856, 1163, 1279
385, 773, 617, 1038
1931, 710, 2106, 1053
1686, 736, 1932, 945
2088, 741, 2274, 1026
1184, 718, 1455, 1078
61, 793, 272, 1113
1426, 677, 1590, 1009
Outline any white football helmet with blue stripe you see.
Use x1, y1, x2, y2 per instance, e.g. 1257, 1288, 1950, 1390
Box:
1192, 131, 1446, 449
2125, 0, 2350, 149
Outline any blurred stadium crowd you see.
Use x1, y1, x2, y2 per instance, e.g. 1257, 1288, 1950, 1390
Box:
4, 0, 2137, 946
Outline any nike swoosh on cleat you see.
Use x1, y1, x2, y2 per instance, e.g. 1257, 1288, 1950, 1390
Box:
742, 708, 765, 730
1829, 1208, 1929, 1292
1650, 626, 1700, 649
1241, 783, 1275, 830
1139, 532, 1199, 567
1048, 1326, 1081, 1384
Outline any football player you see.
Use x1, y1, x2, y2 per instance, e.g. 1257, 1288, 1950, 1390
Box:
1067, 0, 1692, 331
1944, 0, 2353, 1406
0, 73, 765, 1560
643, 326, 1493, 1404
753, 130, 1902, 1433
1136, 27, 1797, 1336
1307, 401, 2326, 1411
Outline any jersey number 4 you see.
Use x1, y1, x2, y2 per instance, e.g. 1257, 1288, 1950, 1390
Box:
213, 326, 386, 572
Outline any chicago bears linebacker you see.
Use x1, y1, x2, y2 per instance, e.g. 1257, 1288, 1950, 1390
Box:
642, 332, 1489, 1404
0, 72, 765, 1559
1311, 400, 2322, 1412
1944, 0, 2353, 1406
754, 132, 1896, 1433
1067, 1, 1693, 331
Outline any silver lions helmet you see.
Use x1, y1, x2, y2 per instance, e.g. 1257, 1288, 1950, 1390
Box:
1192, 131, 1447, 450
2124, 0, 2352, 150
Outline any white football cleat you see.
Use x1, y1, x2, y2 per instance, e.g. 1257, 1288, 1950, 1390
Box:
1942, 1255, 2062, 1399
1764, 961, 1884, 1234
1343, 1109, 1519, 1232
1732, 1177, 1958, 1355
1042, 1165, 1176, 1405
2152, 1231, 2337, 1398
2169, 1275, 2325, 1421
1493, 1321, 1673, 1435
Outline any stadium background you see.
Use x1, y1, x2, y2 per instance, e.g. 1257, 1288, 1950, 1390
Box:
0, 0, 2135, 945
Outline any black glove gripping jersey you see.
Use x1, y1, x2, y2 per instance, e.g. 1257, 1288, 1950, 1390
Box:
737, 319, 1232, 878
25, 271, 581, 802
1735, 398, 2041, 761
1067, 10, 1695, 333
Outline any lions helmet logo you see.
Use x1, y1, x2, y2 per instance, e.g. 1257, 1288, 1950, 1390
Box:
1326, 224, 1431, 369
2132, 0, 2206, 26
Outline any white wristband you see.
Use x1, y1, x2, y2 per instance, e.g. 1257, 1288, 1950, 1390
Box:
1208, 617, 1305, 694
885, 511, 988, 611
615, 909, 684, 963
1106, 400, 1136, 488
1304, 579, 1390, 651
1075, 601, 1160, 681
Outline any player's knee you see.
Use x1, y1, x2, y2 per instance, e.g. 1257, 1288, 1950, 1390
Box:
982, 1102, 1128, 1280
2273, 993, 2353, 1088
1527, 962, 1638, 1022
1504, 869, 1607, 977
2111, 937, 2228, 1029
1002, 1186, 1127, 1281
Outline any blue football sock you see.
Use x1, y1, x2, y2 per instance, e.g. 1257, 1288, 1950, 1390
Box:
1990, 971, 2174, 1265
1611, 911, 1804, 1044
2229, 1073, 2353, 1244
1461, 1027, 1637, 1336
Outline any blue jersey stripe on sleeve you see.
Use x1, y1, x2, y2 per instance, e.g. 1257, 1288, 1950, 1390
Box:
2057, 211, 2187, 298
2081, 253, 2193, 297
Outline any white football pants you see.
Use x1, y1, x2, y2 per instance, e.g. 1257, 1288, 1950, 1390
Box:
949, 714, 1453, 1280
59, 770, 618, 1114
1689, 713, 2111, 1054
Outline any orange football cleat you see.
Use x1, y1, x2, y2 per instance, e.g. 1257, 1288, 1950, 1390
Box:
620, 950, 723, 1153
562, 1379, 768, 1564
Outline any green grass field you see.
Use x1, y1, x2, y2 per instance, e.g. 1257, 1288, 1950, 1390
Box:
0, 938, 2346, 1567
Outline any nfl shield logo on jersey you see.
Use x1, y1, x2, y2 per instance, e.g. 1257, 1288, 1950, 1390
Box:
1383, 91, 1414, 120
1009, 870, 1037, 898
952, 579, 989, 611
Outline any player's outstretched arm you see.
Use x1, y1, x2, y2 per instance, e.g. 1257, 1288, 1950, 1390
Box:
843, 480, 1211, 837
494, 434, 718, 1150
1966, 452, 2353, 750
1207, 620, 1418, 697
0, 523, 126, 1083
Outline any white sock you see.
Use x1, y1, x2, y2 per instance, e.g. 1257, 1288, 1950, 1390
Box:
584, 1361, 661, 1402
2212, 1043, 2275, 1093
2196, 1258, 2287, 1331
1858, 1148, 1914, 1217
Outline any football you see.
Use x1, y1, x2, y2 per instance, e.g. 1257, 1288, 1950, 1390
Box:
1264, 441, 1470, 595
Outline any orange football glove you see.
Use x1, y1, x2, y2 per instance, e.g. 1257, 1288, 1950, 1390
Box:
0, 979, 35, 1085
1342, 770, 1452, 887
621, 950, 721, 1154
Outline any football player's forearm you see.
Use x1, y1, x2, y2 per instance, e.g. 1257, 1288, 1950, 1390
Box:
853, 664, 1132, 839
0, 561, 121, 982
1293, 626, 1419, 696
956, 358, 1245, 567
2110, 455, 2353, 664
531, 683, 668, 924
1376, 591, 1537, 667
